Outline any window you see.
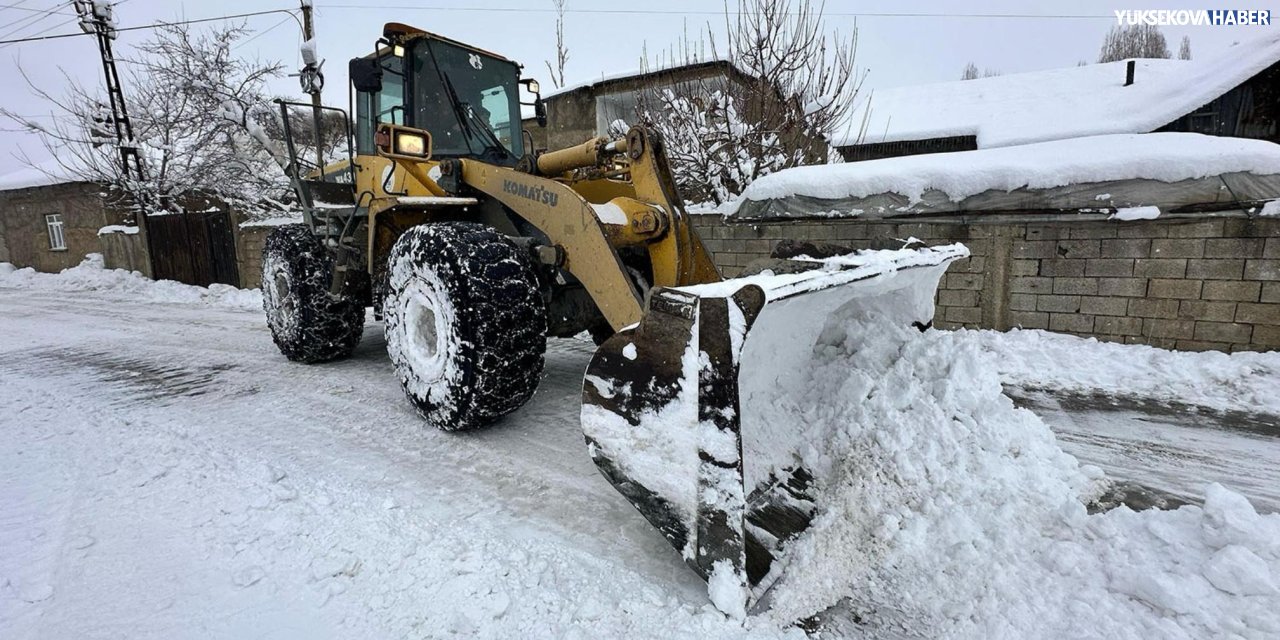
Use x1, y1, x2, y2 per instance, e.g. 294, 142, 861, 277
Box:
45, 214, 66, 251
355, 54, 407, 155
412, 39, 524, 161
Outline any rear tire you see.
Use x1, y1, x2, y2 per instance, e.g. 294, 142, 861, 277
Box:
383, 222, 547, 431
261, 224, 366, 363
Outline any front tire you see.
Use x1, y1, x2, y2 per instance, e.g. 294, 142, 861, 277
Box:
261, 224, 366, 363
383, 222, 547, 430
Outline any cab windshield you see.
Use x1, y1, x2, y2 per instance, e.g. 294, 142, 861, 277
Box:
412, 39, 523, 163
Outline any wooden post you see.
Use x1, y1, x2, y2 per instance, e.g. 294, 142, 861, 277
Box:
1125, 60, 1136, 86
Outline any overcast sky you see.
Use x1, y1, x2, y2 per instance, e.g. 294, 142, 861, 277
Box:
0, 0, 1268, 176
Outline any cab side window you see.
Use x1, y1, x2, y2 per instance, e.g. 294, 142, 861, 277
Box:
355, 54, 407, 154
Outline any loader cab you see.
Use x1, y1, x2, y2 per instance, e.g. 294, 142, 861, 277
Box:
351, 29, 527, 166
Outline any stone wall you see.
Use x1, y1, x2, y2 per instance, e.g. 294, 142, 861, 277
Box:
0, 182, 128, 272
689, 214, 1280, 352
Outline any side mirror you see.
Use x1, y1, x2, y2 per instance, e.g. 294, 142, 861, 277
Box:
349, 57, 382, 93
520, 78, 548, 128
535, 97, 547, 128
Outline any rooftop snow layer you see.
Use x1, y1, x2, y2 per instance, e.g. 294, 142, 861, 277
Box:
0, 158, 81, 191
725, 133, 1280, 219
839, 30, 1280, 149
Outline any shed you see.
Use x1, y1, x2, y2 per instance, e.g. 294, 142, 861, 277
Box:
525, 59, 754, 151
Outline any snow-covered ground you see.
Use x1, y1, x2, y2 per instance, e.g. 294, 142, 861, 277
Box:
2, 260, 1279, 639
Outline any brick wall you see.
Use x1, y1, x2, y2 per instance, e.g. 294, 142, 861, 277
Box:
689, 214, 1280, 352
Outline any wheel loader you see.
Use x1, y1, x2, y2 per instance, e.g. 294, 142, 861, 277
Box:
261, 22, 965, 619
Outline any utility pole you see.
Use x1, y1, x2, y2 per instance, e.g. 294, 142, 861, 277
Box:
297, 0, 325, 170
74, 0, 148, 223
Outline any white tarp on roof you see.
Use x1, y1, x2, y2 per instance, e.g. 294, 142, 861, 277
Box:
726, 133, 1280, 220
839, 30, 1280, 149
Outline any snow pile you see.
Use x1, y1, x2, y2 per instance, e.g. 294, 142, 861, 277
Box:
97, 224, 140, 235
956, 328, 1280, 416
0, 254, 261, 311
840, 30, 1280, 148
723, 133, 1280, 215
756, 308, 1280, 638
1110, 205, 1161, 221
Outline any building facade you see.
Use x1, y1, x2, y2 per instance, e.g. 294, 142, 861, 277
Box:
0, 181, 130, 273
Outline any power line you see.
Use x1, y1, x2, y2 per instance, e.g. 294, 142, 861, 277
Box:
0, 8, 302, 45
0, 14, 77, 47
316, 4, 1114, 19
0, 1, 70, 41
234, 13, 293, 51
0, 1, 70, 14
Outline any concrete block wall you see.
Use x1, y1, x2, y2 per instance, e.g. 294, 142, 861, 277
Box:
689, 215, 1280, 352
98, 229, 151, 277
234, 223, 274, 290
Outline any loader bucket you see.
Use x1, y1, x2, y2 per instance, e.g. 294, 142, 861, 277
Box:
581, 243, 969, 617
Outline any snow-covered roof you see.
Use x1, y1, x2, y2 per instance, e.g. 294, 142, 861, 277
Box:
0, 158, 83, 192
727, 133, 1280, 220
839, 30, 1280, 149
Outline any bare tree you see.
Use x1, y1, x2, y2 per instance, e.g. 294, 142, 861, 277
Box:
1098, 24, 1171, 63
2, 22, 289, 216
1178, 35, 1192, 60
637, 0, 865, 204
961, 62, 1001, 80
544, 0, 569, 88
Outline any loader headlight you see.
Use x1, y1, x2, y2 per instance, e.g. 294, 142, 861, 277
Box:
526, 79, 539, 95
395, 132, 428, 157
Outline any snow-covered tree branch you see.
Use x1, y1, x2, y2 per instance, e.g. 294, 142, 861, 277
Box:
635, 0, 865, 205
2, 22, 290, 216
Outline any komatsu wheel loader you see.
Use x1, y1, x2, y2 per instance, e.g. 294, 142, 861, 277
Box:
262, 23, 964, 618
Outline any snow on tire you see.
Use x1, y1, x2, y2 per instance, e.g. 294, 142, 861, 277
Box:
261, 224, 367, 363
384, 222, 547, 431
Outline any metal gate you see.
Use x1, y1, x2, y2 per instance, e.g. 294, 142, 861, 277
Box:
145, 209, 241, 288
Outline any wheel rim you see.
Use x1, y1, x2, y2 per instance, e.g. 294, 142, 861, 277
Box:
387, 269, 459, 407
274, 271, 295, 323
263, 254, 298, 335
405, 291, 442, 361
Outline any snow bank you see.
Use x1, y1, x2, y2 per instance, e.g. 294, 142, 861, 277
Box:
756, 307, 1280, 638
724, 133, 1280, 217
0, 254, 261, 311
956, 328, 1280, 416
840, 30, 1280, 149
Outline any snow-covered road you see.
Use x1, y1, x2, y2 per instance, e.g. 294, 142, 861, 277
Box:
1016, 390, 1280, 513
0, 288, 794, 639
3, 279, 1279, 639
